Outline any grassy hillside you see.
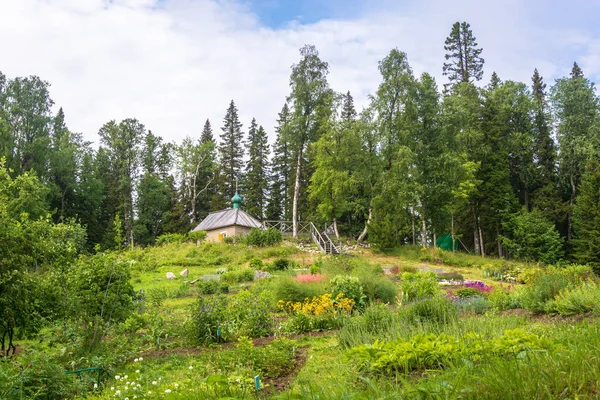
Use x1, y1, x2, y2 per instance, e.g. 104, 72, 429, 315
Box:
6, 241, 600, 399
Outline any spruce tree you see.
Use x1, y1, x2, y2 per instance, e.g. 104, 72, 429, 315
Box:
266, 103, 292, 220
341, 91, 357, 122
443, 22, 485, 86
573, 159, 600, 270
218, 100, 245, 199
201, 119, 214, 144
530, 69, 562, 224
244, 118, 270, 219
570, 62, 584, 79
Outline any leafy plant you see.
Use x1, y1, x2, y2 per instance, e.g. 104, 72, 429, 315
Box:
400, 272, 440, 303
329, 275, 366, 309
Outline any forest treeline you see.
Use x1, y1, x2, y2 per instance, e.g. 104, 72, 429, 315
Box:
1, 21, 600, 266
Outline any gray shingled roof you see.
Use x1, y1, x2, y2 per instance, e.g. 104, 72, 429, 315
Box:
192, 208, 262, 232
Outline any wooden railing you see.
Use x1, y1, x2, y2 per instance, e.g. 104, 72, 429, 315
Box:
262, 220, 340, 255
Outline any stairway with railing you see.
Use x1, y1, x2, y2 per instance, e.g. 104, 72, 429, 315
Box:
262, 220, 341, 255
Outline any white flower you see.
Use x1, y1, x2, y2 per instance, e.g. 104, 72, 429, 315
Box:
139, 357, 143, 361
124, 375, 128, 380
134, 358, 139, 362
174, 383, 179, 388
93, 383, 98, 389
137, 383, 141, 387
111, 387, 115, 391
126, 382, 130, 385
148, 391, 152, 395
152, 381, 157, 385
116, 390, 121, 395
165, 389, 171, 393
189, 366, 193, 370
135, 370, 140, 373
125, 398, 129, 400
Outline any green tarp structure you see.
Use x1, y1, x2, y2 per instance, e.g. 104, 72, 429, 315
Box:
436, 233, 458, 251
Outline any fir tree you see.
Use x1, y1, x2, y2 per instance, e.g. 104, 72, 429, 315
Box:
570, 62, 584, 79
573, 159, 600, 271
218, 100, 244, 199
201, 119, 214, 144
443, 22, 485, 86
266, 103, 292, 220
341, 91, 357, 122
530, 69, 562, 224
244, 119, 270, 219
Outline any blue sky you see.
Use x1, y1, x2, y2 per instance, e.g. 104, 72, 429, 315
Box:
2, 0, 600, 145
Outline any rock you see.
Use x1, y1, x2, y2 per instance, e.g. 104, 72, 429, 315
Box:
254, 270, 271, 280
180, 268, 189, 277
166, 272, 176, 280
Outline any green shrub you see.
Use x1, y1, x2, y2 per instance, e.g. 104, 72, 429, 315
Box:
0, 351, 84, 399
520, 267, 581, 313
363, 303, 396, 331
329, 275, 366, 309
190, 295, 229, 345
358, 274, 397, 304
248, 257, 264, 269
188, 230, 207, 243
487, 285, 521, 311
265, 257, 295, 272
221, 269, 254, 284
309, 264, 321, 275
455, 287, 482, 298
401, 296, 458, 325
198, 279, 220, 295
437, 272, 464, 281
273, 277, 325, 303
245, 228, 283, 247
501, 209, 564, 264
147, 287, 168, 307
400, 272, 440, 303
454, 296, 491, 315
546, 280, 600, 315
227, 290, 273, 338
156, 233, 186, 245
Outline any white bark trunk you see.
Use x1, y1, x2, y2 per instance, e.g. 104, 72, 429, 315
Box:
357, 206, 372, 243
292, 150, 302, 238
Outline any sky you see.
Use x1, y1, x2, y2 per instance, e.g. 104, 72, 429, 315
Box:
2, 0, 600, 146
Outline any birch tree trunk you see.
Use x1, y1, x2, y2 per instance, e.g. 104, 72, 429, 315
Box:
292, 150, 303, 238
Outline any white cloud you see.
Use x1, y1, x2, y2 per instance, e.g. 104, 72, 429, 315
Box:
0, 0, 593, 147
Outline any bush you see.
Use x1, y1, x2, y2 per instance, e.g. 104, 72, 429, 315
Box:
248, 257, 264, 269
400, 272, 440, 303
198, 279, 220, 295
221, 269, 254, 284
455, 287, 482, 298
245, 228, 283, 247
273, 277, 325, 303
188, 230, 207, 244
358, 274, 397, 304
546, 280, 600, 315
520, 267, 582, 313
0, 351, 84, 399
501, 209, 564, 264
329, 275, 366, 309
437, 272, 464, 282
401, 296, 458, 325
265, 257, 295, 272
227, 290, 273, 338
190, 295, 229, 345
309, 264, 321, 275
156, 233, 186, 245
453, 296, 491, 315
487, 285, 521, 310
